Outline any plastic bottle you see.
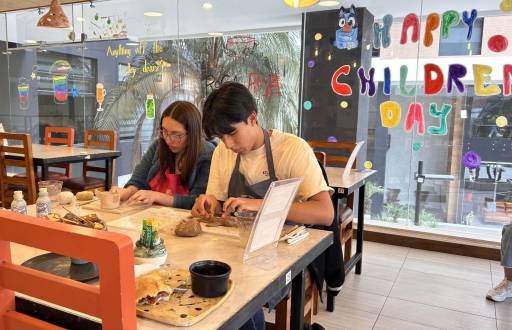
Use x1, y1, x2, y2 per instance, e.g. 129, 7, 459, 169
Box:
11, 190, 27, 215
36, 187, 52, 217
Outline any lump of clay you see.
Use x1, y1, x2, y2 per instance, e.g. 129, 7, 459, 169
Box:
57, 191, 74, 205
175, 218, 202, 237
219, 216, 238, 227
76, 191, 94, 201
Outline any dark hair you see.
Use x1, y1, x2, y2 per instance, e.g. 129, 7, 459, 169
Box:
202, 82, 258, 139
158, 101, 203, 185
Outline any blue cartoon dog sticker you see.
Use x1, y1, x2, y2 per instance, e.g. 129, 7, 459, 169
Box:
333, 5, 359, 50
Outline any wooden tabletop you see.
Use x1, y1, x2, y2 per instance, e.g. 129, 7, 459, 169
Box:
325, 167, 377, 189
11, 205, 332, 329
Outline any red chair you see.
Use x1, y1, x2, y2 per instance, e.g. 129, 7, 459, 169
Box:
0, 210, 136, 329
42, 127, 75, 181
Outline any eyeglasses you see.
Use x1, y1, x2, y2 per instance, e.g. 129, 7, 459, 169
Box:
160, 129, 187, 142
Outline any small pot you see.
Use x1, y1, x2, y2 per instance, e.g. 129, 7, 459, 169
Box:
189, 260, 231, 298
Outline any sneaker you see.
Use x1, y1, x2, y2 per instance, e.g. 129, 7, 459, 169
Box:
486, 279, 512, 302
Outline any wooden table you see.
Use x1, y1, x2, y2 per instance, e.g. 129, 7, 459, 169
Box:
11, 205, 333, 330
324, 167, 376, 310
7, 144, 121, 190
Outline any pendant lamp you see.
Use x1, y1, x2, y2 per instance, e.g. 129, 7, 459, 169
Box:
283, 0, 319, 8
37, 0, 71, 28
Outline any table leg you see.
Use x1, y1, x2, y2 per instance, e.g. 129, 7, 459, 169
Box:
42, 165, 49, 181
290, 270, 305, 330
105, 159, 113, 191
355, 184, 365, 275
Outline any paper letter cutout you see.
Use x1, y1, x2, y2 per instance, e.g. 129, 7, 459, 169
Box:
400, 65, 416, 96
424, 13, 440, 47
384, 67, 391, 95
331, 65, 352, 96
405, 103, 425, 135
462, 9, 477, 40
504, 64, 512, 96
424, 64, 444, 95
473, 64, 501, 96
357, 67, 376, 96
380, 101, 401, 128
373, 14, 393, 49
401, 13, 420, 44
441, 11, 460, 39
447, 64, 467, 94
428, 103, 452, 135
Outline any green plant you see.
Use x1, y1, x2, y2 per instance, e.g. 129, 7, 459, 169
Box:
382, 203, 409, 223
364, 181, 385, 215
419, 210, 439, 228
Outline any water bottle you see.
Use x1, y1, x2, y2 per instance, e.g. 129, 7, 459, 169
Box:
36, 187, 52, 218
11, 190, 27, 215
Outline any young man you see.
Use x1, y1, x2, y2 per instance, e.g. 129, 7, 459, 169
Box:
191, 81, 335, 330
191, 82, 334, 225
487, 224, 512, 302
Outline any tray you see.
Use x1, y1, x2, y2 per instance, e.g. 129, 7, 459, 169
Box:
21, 253, 98, 282
136, 268, 234, 326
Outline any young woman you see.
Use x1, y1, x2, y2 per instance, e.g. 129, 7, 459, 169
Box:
115, 101, 214, 209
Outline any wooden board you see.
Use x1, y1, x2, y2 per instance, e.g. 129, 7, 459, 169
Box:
136, 268, 234, 327
82, 200, 149, 214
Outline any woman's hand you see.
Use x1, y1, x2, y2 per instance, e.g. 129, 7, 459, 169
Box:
222, 197, 263, 216
128, 190, 160, 205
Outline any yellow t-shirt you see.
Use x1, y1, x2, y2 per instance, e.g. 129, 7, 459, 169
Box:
206, 129, 332, 202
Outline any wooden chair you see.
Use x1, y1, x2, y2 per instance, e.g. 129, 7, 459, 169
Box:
63, 129, 117, 194
0, 132, 37, 208
308, 140, 357, 263
42, 126, 75, 181
0, 210, 136, 329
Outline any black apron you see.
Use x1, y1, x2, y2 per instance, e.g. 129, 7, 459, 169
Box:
227, 129, 286, 309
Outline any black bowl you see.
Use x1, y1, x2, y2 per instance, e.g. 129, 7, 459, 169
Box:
189, 260, 231, 298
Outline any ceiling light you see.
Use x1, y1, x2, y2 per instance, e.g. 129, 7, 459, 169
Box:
318, 1, 340, 6
37, 0, 71, 28
25, 39, 38, 44
208, 32, 223, 36
126, 42, 139, 46
144, 12, 163, 17
202, 3, 213, 9
76, 16, 85, 22
283, 0, 319, 8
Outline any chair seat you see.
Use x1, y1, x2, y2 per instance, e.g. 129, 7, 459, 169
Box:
36, 171, 70, 182
63, 176, 105, 193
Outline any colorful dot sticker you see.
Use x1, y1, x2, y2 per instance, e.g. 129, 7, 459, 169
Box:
327, 136, 337, 142
307, 60, 316, 68
303, 101, 312, 110
500, 0, 512, 12
412, 143, 422, 151
364, 161, 373, 169
314, 33, 323, 41
496, 116, 508, 127
340, 101, 348, 109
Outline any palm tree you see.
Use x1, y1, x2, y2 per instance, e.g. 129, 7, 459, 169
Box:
94, 31, 300, 167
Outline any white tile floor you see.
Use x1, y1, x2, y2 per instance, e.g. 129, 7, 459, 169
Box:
279, 241, 512, 329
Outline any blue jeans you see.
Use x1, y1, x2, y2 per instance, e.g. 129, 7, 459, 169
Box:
239, 308, 265, 330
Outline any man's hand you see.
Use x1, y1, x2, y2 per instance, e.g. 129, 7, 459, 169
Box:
191, 194, 220, 218
222, 197, 263, 216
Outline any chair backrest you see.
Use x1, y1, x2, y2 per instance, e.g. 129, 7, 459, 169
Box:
83, 130, 117, 178
0, 132, 36, 207
44, 127, 75, 177
0, 210, 136, 330
308, 140, 357, 168
314, 151, 327, 168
